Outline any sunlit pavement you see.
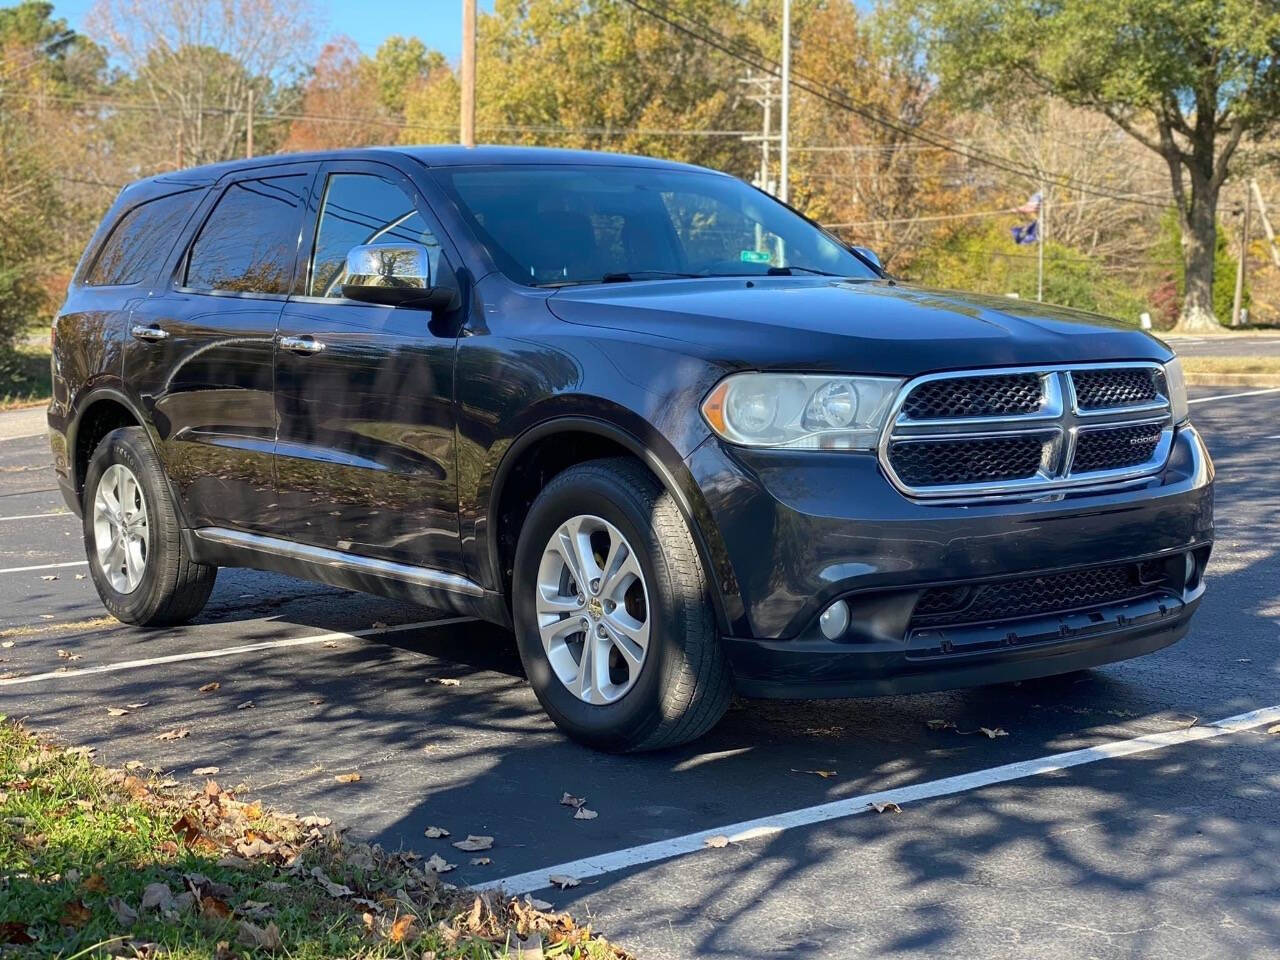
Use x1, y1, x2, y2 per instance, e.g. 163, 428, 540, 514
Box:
1, 388, 1277, 959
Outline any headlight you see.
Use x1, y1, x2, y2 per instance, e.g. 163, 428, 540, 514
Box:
1163, 357, 1189, 423
701, 373, 903, 449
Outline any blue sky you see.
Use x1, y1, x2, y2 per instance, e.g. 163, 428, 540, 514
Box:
51, 0, 497, 63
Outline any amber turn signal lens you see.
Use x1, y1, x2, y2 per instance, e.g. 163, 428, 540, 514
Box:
702, 380, 729, 435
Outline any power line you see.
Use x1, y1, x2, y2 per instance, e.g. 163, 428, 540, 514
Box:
615, 0, 1169, 210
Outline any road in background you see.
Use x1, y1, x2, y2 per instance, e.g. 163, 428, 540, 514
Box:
0, 387, 1276, 958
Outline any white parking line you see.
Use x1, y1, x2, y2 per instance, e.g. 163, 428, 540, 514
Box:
0, 512, 70, 523
479, 704, 1280, 896
1189, 387, 1280, 404
0, 559, 88, 575
0, 617, 476, 686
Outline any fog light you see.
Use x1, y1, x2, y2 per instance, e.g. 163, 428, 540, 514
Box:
819, 599, 850, 640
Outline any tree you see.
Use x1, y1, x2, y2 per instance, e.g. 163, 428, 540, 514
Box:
901, 0, 1280, 331
281, 37, 393, 152
87, 0, 317, 167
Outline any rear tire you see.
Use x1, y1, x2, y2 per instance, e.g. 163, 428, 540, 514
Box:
512, 457, 731, 752
83, 426, 216, 626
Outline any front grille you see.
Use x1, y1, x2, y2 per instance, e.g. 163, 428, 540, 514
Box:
1071, 368, 1160, 410
889, 434, 1049, 486
1073, 424, 1164, 473
901, 373, 1043, 420
880, 364, 1172, 498
910, 562, 1163, 629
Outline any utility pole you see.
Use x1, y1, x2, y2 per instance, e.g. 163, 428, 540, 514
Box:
460, 0, 476, 147
1250, 178, 1280, 268
779, 0, 791, 204
1232, 183, 1251, 326
245, 87, 254, 159
738, 73, 779, 193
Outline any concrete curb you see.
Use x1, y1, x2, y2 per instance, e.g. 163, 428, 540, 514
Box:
1184, 373, 1280, 388
0, 405, 46, 441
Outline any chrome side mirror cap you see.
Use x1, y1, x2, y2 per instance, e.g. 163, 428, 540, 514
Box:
341, 243, 455, 310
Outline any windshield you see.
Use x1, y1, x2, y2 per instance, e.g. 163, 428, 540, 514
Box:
432, 164, 880, 287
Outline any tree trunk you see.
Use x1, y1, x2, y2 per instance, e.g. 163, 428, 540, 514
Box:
1176, 178, 1220, 332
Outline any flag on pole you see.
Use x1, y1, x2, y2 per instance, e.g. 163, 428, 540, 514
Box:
1016, 192, 1042, 216
1011, 220, 1039, 245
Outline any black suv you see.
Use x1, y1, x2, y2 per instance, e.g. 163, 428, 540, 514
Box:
49, 147, 1213, 751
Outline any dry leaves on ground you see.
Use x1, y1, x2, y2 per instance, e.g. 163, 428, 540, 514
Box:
1266, 723, 1280, 735
869, 801, 902, 814
334, 772, 361, 783
572, 807, 598, 820
452, 835, 493, 852
56, 649, 80, 661
559, 792, 585, 808
703, 835, 730, 849
156, 729, 189, 742
424, 825, 450, 838
429, 677, 462, 686
193, 767, 219, 776
236, 920, 283, 950
107, 706, 129, 717
198, 682, 220, 693
791, 769, 837, 779
425, 853, 455, 874
548, 875, 579, 890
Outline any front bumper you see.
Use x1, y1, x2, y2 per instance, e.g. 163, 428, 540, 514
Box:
687, 423, 1214, 698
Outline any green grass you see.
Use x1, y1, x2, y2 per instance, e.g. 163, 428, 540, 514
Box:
1, 329, 52, 409
0, 719, 627, 958
1180, 356, 1280, 376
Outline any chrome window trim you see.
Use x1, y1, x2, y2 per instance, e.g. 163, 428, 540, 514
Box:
878, 361, 1173, 500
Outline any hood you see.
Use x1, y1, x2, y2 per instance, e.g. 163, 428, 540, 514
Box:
546, 277, 1172, 376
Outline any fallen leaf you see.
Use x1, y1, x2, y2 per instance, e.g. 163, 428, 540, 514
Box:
0, 923, 33, 945
322, 640, 338, 648
308, 697, 325, 705
388, 914, 417, 943
791, 768, 837, 778
334, 772, 361, 783
452, 835, 493, 852
548, 874, 579, 890
236, 700, 254, 710
107, 896, 138, 929
527, 897, 554, 911
926, 719, 957, 731
869, 801, 902, 814
572, 806, 598, 820
107, 706, 129, 716
425, 853, 455, 874
704, 835, 730, 848
124, 760, 145, 770
193, 766, 220, 776
371, 620, 388, 629
429, 677, 461, 686
65, 746, 95, 758
200, 896, 233, 919
216, 854, 254, 870
140, 882, 174, 911
559, 792, 585, 808
156, 728, 189, 741
469, 857, 491, 866
311, 867, 354, 898
236, 920, 282, 951
198, 682, 220, 693
83, 873, 108, 893
126, 702, 149, 709
979, 727, 1009, 739
0, 640, 11, 648
301, 815, 331, 827
56, 649, 80, 660
75, 573, 85, 580
59, 900, 91, 928
1266, 724, 1280, 735
41, 574, 58, 581
424, 825, 450, 838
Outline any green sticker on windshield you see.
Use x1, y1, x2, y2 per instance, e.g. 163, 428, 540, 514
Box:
740, 249, 772, 263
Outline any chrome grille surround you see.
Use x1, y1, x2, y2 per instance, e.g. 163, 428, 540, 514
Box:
878, 362, 1175, 499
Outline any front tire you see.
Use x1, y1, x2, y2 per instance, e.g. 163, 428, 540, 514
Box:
83, 427, 217, 626
512, 457, 731, 751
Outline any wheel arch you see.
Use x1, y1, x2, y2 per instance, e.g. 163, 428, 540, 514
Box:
484, 416, 741, 636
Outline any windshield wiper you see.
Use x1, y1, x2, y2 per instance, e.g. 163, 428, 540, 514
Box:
766, 265, 841, 277
601, 270, 705, 282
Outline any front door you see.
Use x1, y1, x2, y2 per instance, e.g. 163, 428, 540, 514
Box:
274, 161, 464, 574
127, 166, 316, 532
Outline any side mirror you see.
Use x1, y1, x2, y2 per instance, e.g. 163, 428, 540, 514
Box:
850, 245, 882, 270
340, 243, 457, 311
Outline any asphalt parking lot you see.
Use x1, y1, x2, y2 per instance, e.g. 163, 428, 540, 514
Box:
1, 386, 1278, 959
1165, 332, 1280, 357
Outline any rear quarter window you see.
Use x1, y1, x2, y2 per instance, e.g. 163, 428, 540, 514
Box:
84, 189, 204, 287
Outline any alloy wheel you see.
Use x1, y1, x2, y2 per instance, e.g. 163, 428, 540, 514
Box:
92, 463, 149, 594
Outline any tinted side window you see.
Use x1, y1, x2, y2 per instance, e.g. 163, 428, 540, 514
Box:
85, 190, 203, 287
308, 173, 442, 298
185, 175, 309, 295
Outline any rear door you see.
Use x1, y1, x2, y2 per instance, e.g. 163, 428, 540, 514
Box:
274, 159, 465, 573
126, 164, 317, 532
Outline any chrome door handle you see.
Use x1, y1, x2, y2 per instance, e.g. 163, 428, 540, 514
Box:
279, 335, 326, 355
130, 324, 170, 342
